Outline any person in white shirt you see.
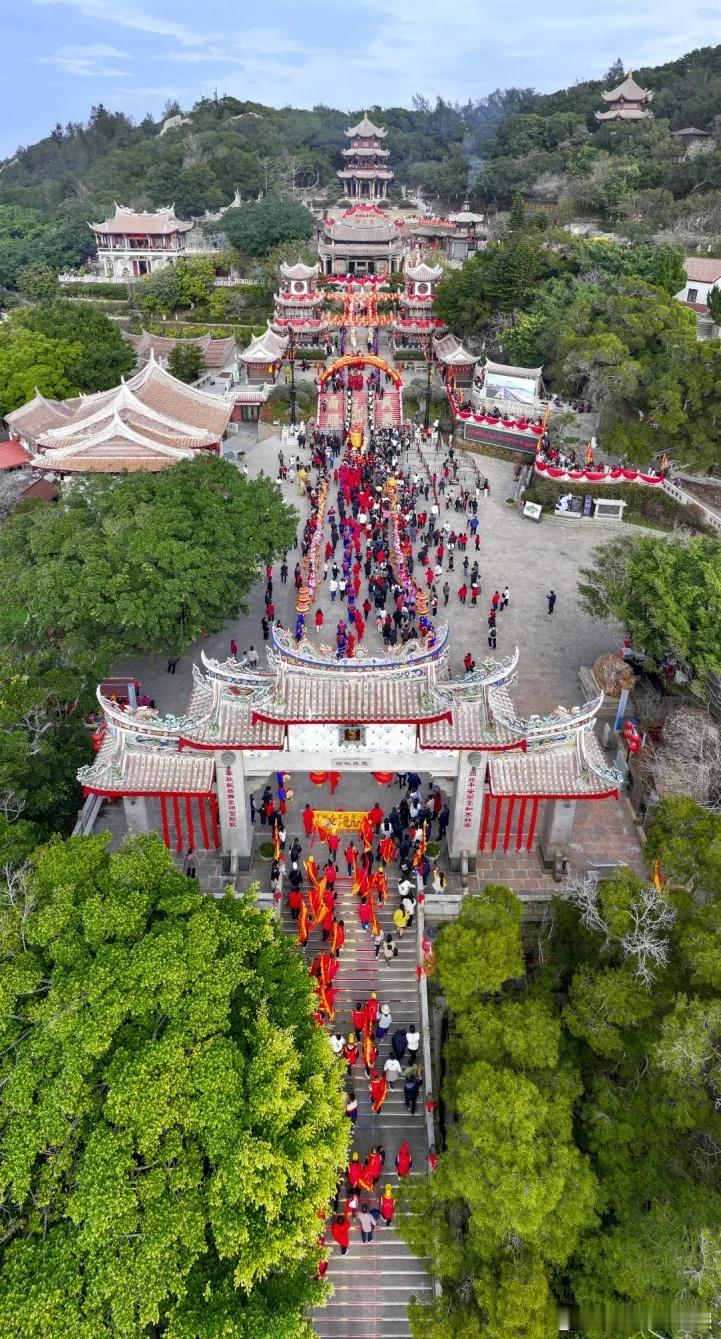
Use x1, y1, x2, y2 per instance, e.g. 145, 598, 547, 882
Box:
329, 1033, 345, 1057
398, 877, 414, 899
384, 1055, 402, 1088
406, 1025, 420, 1057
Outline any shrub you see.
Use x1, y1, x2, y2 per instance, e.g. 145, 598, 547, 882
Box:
528, 476, 713, 533
61, 281, 129, 299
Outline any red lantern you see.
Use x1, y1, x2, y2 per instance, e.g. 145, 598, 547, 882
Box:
372, 771, 394, 785
309, 771, 329, 786
622, 720, 634, 740
628, 737, 641, 754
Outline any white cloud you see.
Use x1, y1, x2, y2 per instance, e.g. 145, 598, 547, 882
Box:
33, 0, 206, 46
41, 42, 130, 76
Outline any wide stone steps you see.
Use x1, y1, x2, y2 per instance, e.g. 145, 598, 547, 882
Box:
278, 866, 430, 1338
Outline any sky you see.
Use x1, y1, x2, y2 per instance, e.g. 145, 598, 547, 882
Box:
0, 0, 715, 157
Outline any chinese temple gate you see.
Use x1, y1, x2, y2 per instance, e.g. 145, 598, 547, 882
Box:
79, 629, 621, 871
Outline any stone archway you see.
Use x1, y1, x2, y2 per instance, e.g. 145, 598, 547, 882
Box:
319, 353, 402, 387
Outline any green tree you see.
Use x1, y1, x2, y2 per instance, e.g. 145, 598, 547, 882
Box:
433, 885, 524, 1013
222, 197, 315, 258
578, 532, 721, 682
0, 326, 81, 417
16, 263, 59, 304
167, 341, 205, 384
0, 455, 298, 668
0, 833, 347, 1337
13, 299, 134, 392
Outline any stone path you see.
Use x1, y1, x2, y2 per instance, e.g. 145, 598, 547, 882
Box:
280, 862, 432, 1338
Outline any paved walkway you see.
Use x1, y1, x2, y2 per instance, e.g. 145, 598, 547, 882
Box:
279, 858, 432, 1338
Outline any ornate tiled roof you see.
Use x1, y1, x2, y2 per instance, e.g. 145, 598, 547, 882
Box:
239, 327, 288, 364
345, 113, 387, 138
341, 145, 390, 158
325, 204, 398, 243
90, 203, 194, 235
405, 262, 443, 281
251, 674, 452, 726
489, 731, 619, 798
484, 358, 543, 379
6, 390, 78, 441
433, 334, 477, 366
13, 362, 231, 473
80, 733, 214, 795
601, 73, 652, 103
131, 330, 236, 370
279, 261, 318, 280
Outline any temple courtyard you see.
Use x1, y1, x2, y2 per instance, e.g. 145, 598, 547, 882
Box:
99, 427, 644, 895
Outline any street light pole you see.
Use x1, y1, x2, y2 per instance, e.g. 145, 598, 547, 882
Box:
424, 335, 432, 431
288, 326, 297, 427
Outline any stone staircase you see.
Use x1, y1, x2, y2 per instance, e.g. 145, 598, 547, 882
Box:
279, 869, 432, 1338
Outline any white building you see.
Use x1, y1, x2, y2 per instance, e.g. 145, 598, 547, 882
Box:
89, 204, 195, 280
675, 257, 721, 312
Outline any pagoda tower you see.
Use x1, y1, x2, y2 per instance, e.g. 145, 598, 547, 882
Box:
337, 113, 394, 201
595, 72, 653, 123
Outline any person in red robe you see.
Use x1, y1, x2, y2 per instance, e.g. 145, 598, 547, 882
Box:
345, 1032, 358, 1068
395, 1141, 412, 1177
379, 1185, 396, 1226
352, 1001, 366, 1033
327, 828, 340, 860
369, 1070, 388, 1114
362, 1031, 377, 1077
331, 1215, 350, 1254
360, 813, 375, 851
368, 802, 384, 830
302, 804, 315, 838
379, 835, 396, 865
297, 899, 310, 946
288, 886, 303, 919
365, 1145, 384, 1184
365, 993, 379, 1028
347, 1153, 363, 1189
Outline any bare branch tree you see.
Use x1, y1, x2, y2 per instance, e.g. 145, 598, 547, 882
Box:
647, 707, 721, 812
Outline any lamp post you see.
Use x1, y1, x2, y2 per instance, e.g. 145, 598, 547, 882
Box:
288, 326, 297, 427
423, 334, 433, 431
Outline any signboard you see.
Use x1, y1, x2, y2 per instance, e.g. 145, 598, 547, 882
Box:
463, 423, 537, 454
484, 370, 538, 405
523, 501, 542, 521
460, 764, 484, 841
223, 766, 238, 829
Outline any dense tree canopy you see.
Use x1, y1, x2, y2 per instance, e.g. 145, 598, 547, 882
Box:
0, 455, 298, 670
578, 532, 721, 681
12, 299, 135, 393
221, 198, 316, 257
407, 818, 721, 1334
0, 326, 82, 418
0, 833, 347, 1337
167, 341, 205, 384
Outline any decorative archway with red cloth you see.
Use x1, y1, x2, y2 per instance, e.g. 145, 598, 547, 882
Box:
319, 354, 402, 387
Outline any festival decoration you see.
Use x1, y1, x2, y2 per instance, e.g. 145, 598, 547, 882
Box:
372, 772, 394, 785
309, 771, 329, 786
535, 459, 664, 486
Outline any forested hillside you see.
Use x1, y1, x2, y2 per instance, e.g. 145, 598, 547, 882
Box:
3, 43, 721, 290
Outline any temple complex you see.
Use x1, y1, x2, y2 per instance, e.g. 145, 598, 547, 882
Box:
392, 260, 446, 349
337, 113, 394, 201
89, 204, 195, 279
238, 326, 289, 384
5, 358, 231, 473
318, 204, 405, 277
271, 261, 328, 346
595, 72, 653, 122
79, 628, 620, 872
